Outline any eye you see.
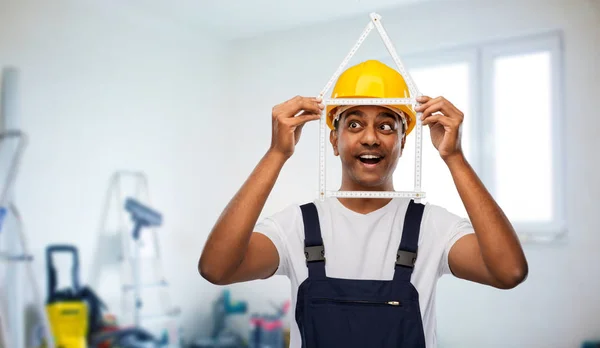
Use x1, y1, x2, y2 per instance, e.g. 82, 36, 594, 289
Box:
348, 121, 361, 129
380, 124, 394, 131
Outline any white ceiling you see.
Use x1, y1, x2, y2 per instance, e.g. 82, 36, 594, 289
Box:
115, 0, 432, 40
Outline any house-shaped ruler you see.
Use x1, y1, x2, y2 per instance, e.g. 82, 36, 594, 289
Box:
317, 12, 425, 202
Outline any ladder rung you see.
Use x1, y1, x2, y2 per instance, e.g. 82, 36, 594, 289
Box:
122, 281, 168, 291
141, 308, 180, 321
126, 256, 161, 262
0, 252, 33, 262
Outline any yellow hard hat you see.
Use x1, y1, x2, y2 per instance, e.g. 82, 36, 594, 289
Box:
326, 59, 417, 135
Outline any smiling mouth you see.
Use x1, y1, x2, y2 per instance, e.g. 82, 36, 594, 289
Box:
358, 155, 383, 165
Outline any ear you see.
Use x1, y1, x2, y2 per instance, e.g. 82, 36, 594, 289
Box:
399, 134, 406, 157
330, 129, 339, 156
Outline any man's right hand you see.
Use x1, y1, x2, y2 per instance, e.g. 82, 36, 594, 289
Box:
199, 96, 323, 285
270, 96, 324, 159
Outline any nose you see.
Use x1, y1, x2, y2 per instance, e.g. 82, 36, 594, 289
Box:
360, 124, 380, 147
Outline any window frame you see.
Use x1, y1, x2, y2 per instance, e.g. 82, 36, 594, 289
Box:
378, 31, 567, 243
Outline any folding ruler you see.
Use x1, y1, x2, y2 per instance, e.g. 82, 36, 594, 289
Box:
316, 12, 425, 202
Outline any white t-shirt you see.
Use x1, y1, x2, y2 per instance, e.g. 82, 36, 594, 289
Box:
255, 197, 474, 348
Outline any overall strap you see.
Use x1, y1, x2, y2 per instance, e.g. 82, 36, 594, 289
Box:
393, 200, 425, 282
300, 203, 326, 279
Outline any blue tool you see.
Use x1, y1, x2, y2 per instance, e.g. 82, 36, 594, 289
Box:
211, 289, 247, 339
125, 198, 162, 240
192, 289, 247, 348
0, 207, 6, 234
124, 197, 162, 329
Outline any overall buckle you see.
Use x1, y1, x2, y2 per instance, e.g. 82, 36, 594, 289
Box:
396, 249, 417, 268
305, 245, 325, 265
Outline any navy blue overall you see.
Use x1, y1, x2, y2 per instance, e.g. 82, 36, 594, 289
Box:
295, 200, 427, 348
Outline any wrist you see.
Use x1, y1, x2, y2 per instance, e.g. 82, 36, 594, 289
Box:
265, 148, 289, 166
443, 151, 467, 169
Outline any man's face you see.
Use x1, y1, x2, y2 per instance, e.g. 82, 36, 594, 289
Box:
330, 105, 406, 188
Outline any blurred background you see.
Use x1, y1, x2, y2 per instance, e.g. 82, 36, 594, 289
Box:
0, 0, 599, 347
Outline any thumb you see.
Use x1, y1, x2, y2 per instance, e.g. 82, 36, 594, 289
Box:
290, 113, 321, 127
294, 119, 313, 143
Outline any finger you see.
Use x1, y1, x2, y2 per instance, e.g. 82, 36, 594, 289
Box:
426, 97, 463, 118
420, 100, 447, 120
415, 96, 443, 112
422, 115, 446, 128
416, 95, 432, 105
445, 100, 464, 119
416, 97, 463, 120
421, 114, 459, 129
415, 95, 441, 111
289, 113, 321, 127
294, 109, 322, 118
420, 100, 463, 122
282, 96, 324, 118
293, 106, 323, 119
272, 96, 322, 119
414, 96, 438, 119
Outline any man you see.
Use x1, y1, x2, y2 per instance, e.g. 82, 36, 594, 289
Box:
199, 60, 528, 347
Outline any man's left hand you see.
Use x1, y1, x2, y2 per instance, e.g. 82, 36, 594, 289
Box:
415, 96, 464, 161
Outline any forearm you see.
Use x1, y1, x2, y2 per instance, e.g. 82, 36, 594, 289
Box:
199, 150, 287, 282
445, 153, 528, 286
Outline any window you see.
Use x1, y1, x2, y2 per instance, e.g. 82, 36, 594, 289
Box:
385, 32, 566, 241
393, 60, 472, 219
492, 52, 553, 222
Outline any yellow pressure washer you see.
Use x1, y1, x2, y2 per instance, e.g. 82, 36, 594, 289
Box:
45, 245, 88, 348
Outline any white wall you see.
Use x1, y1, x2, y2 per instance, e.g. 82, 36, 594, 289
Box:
0, 0, 230, 342
225, 0, 600, 347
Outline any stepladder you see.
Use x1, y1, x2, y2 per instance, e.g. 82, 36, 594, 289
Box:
89, 171, 181, 343
0, 131, 55, 348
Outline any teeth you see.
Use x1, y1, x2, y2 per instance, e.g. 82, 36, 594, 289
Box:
360, 155, 381, 159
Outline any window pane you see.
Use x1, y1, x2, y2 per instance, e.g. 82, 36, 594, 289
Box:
493, 51, 553, 222
394, 63, 470, 217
